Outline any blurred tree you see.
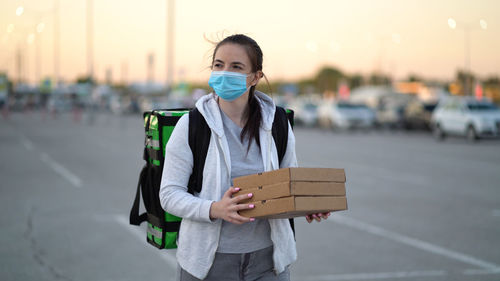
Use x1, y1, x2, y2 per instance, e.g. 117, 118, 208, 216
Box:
368, 72, 392, 85
483, 76, 500, 104
407, 73, 423, 82
315, 66, 345, 93
296, 78, 316, 94
348, 73, 364, 89
191, 82, 211, 92
76, 76, 96, 85
255, 80, 279, 94
456, 69, 475, 95
483, 76, 500, 86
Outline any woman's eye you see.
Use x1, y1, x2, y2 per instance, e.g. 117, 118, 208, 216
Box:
233, 65, 242, 70
213, 63, 222, 68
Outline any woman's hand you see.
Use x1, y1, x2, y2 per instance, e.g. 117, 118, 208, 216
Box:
209, 187, 255, 224
305, 212, 331, 223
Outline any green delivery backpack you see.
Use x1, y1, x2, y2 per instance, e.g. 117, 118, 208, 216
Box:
129, 107, 294, 249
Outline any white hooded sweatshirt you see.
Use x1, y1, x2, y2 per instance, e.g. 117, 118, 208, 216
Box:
159, 91, 298, 279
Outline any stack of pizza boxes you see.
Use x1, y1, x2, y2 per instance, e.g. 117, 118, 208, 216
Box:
234, 167, 347, 219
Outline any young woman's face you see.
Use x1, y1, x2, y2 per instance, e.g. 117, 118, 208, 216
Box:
212, 43, 260, 88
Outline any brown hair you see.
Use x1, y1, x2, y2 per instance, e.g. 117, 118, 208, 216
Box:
211, 34, 268, 151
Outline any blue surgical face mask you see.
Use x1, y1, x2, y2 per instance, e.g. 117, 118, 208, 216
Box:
208, 71, 250, 101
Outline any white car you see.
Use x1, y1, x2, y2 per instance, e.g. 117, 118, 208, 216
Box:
291, 102, 319, 127
318, 102, 376, 130
431, 97, 500, 141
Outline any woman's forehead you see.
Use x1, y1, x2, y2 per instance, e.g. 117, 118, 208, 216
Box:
214, 43, 250, 64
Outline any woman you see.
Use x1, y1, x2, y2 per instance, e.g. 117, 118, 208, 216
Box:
159, 34, 329, 281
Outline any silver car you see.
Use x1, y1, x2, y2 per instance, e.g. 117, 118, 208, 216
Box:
318, 101, 376, 130
431, 97, 500, 141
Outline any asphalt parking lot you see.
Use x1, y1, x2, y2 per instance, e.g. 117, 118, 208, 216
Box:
1, 112, 499, 281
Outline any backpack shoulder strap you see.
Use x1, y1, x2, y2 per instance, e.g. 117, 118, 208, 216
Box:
271, 106, 296, 236
130, 111, 156, 226
272, 106, 291, 164
129, 164, 148, 225
188, 108, 211, 194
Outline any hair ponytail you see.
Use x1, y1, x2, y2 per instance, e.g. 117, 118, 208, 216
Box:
241, 85, 261, 151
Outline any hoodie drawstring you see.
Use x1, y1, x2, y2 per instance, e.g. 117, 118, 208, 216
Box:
217, 136, 231, 179
215, 136, 222, 197
267, 130, 273, 171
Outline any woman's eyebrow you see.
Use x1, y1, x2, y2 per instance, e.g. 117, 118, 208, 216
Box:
231, 61, 245, 67
214, 59, 224, 64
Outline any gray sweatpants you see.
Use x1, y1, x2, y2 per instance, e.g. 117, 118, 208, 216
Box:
179, 246, 290, 281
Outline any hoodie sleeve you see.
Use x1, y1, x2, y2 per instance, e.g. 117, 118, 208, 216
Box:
279, 121, 298, 169
159, 114, 214, 223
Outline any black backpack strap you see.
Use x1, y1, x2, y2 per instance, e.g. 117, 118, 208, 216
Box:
187, 108, 211, 194
131, 111, 155, 225
271, 106, 296, 236
129, 164, 148, 225
272, 106, 290, 164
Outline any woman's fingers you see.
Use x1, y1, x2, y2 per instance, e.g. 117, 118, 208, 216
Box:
306, 212, 331, 223
224, 186, 240, 198
230, 192, 253, 203
230, 203, 255, 224
228, 212, 254, 224
218, 187, 256, 224
312, 214, 321, 222
305, 215, 313, 223
232, 203, 255, 211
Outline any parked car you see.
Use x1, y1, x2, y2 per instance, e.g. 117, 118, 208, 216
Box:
403, 99, 438, 130
291, 101, 319, 127
349, 87, 414, 129
318, 101, 376, 130
375, 93, 413, 129
431, 97, 500, 141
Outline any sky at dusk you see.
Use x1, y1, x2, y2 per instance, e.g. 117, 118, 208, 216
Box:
1, 0, 499, 85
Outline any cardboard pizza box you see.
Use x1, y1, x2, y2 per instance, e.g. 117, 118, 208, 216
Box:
239, 196, 348, 219
233, 167, 346, 189
236, 181, 346, 202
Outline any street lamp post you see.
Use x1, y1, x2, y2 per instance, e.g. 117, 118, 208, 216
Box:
448, 18, 487, 95
54, 0, 60, 87
6, 24, 38, 84
16, 43, 22, 83
15, 7, 38, 84
13, 4, 57, 85
87, 0, 94, 80
35, 22, 45, 84
3, 24, 28, 84
166, 0, 175, 91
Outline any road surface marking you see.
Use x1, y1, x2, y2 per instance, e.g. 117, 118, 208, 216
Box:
113, 215, 177, 269
330, 215, 500, 270
301, 270, 447, 280
111, 213, 500, 280
21, 137, 34, 151
40, 152, 83, 187
464, 267, 500, 275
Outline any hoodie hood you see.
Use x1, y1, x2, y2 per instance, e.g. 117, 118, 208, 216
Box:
195, 91, 276, 137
